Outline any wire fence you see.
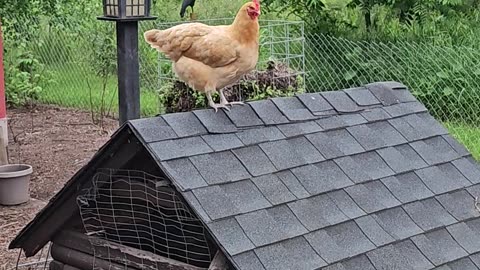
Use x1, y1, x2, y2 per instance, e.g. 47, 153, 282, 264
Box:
2, 15, 480, 158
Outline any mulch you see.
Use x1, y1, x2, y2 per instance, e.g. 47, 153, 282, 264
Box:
0, 105, 118, 269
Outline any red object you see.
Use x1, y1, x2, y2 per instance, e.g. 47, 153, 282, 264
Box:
0, 20, 5, 119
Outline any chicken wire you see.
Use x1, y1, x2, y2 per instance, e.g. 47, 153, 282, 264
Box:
76, 168, 214, 269
304, 33, 480, 159
11, 243, 52, 270
151, 19, 306, 106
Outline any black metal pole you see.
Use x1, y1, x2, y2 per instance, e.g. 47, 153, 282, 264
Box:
116, 21, 140, 125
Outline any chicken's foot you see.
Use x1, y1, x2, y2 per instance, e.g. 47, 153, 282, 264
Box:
206, 92, 230, 113
219, 89, 245, 107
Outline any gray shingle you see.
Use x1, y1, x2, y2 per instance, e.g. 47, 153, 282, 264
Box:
149, 137, 212, 161
394, 89, 417, 103
403, 198, 456, 231
467, 184, 480, 198
445, 257, 480, 270
249, 100, 289, 125
208, 218, 255, 255
345, 181, 401, 213
412, 228, 468, 266
410, 136, 461, 165
260, 137, 324, 170
367, 240, 434, 270
415, 164, 470, 195
276, 170, 310, 199
161, 158, 208, 191
336, 151, 395, 181
225, 104, 264, 127
292, 161, 353, 195
334, 156, 373, 183
277, 121, 322, 137
232, 251, 266, 270
355, 215, 395, 247
384, 101, 428, 117
305, 221, 375, 263
193, 109, 237, 133
306, 129, 365, 159
233, 146, 276, 176
471, 253, 480, 268
235, 126, 285, 146
324, 255, 377, 270
190, 151, 250, 185
296, 93, 334, 114
365, 82, 402, 106
288, 194, 349, 231
348, 121, 407, 151
316, 114, 367, 130
437, 190, 480, 221
361, 108, 391, 122
271, 96, 316, 121
443, 135, 471, 156
377, 144, 428, 173
162, 112, 207, 137
453, 158, 480, 184
373, 207, 423, 240
447, 219, 480, 254
254, 237, 327, 270
201, 133, 244, 152
129, 117, 177, 143
193, 180, 271, 220
252, 174, 297, 205
388, 113, 449, 142
344, 87, 381, 106
182, 191, 211, 222
321, 91, 362, 112
381, 172, 435, 203
235, 205, 307, 247
328, 190, 366, 219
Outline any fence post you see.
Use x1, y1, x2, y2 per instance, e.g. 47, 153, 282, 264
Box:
0, 18, 8, 147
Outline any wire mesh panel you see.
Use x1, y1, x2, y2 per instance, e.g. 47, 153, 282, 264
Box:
77, 169, 214, 268
304, 33, 480, 159
148, 19, 306, 112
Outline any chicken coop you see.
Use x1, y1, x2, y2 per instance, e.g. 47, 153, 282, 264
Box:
148, 19, 306, 112
9, 81, 480, 270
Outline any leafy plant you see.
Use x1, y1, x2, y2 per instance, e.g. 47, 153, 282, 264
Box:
4, 41, 48, 107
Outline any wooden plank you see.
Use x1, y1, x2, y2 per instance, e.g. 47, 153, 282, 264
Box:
51, 243, 134, 270
49, 260, 64, 270
53, 230, 205, 270
208, 251, 229, 270
0, 126, 7, 165
63, 264, 84, 270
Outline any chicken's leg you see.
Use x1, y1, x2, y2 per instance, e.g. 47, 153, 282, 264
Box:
206, 92, 230, 113
219, 89, 244, 107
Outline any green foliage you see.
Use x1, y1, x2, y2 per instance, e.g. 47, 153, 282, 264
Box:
4, 42, 48, 107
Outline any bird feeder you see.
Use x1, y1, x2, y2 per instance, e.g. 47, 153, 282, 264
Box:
100, 0, 153, 20
98, 0, 156, 125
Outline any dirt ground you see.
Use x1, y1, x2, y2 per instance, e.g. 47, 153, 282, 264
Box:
0, 105, 118, 269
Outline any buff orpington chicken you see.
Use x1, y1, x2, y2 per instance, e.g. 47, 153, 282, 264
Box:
144, 0, 261, 112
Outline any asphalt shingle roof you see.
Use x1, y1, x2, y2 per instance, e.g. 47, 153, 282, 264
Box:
128, 81, 480, 270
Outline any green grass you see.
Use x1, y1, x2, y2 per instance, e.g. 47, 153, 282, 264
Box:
444, 122, 480, 160
39, 65, 160, 116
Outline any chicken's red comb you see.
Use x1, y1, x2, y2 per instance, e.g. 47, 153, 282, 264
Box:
252, 0, 260, 10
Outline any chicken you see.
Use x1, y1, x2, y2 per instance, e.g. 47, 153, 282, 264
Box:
180, 0, 197, 21
144, 0, 261, 112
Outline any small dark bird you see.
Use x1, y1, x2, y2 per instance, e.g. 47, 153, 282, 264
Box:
180, 0, 196, 20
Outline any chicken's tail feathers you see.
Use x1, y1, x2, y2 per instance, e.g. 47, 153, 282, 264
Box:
144, 29, 161, 45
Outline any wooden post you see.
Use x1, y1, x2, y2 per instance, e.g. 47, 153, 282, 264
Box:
0, 126, 7, 165
116, 21, 141, 125
0, 18, 8, 151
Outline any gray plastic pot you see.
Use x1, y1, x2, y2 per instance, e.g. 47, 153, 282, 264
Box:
0, 164, 33, 205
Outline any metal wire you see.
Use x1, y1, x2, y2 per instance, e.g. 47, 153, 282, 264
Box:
77, 169, 213, 269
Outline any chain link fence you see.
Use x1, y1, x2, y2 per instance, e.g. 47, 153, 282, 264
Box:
3, 15, 480, 158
